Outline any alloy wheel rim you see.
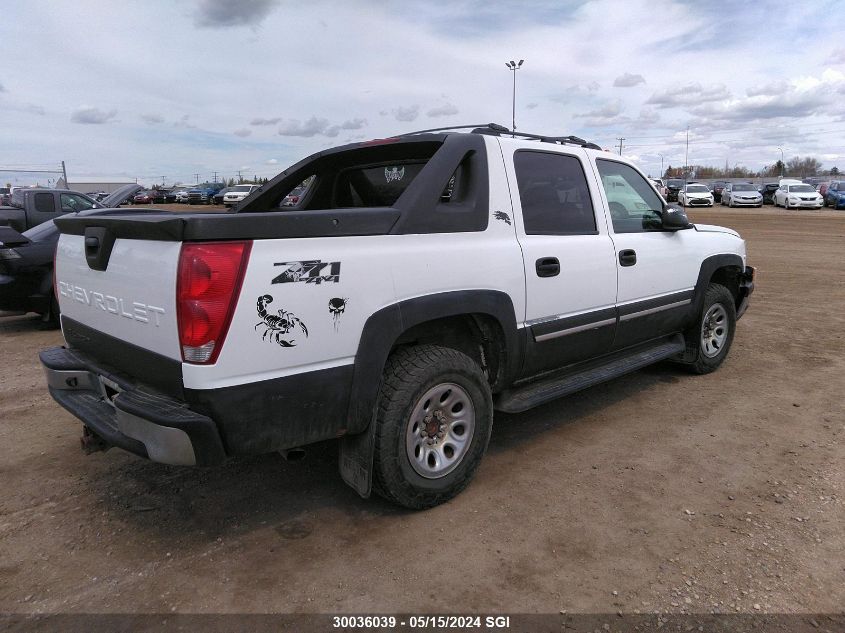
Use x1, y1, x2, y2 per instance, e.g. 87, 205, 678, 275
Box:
405, 382, 475, 479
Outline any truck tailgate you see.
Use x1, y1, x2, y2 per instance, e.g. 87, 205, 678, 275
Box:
55, 234, 182, 360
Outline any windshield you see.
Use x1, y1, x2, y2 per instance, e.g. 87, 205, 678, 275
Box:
667, 180, 684, 187
733, 184, 756, 191
789, 185, 815, 193
686, 185, 709, 193
231, 185, 253, 192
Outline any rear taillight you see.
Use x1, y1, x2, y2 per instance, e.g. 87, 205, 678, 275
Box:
177, 241, 252, 364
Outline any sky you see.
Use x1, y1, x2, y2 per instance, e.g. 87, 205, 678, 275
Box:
1, 0, 844, 187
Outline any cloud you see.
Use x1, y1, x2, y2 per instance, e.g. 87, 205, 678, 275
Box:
645, 83, 731, 108
426, 103, 459, 118
233, 128, 252, 137
0, 82, 5, 93
613, 73, 645, 88
340, 118, 367, 130
392, 105, 419, 122
266, 158, 278, 165
140, 113, 164, 124
26, 104, 45, 115
173, 114, 196, 129
574, 101, 623, 120
71, 106, 117, 124
746, 80, 791, 98
278, 116, 332, 137
526, 102, 538, 109
826, 48, 845, 64
250, 117, 282, 126
194, 0, 279, 28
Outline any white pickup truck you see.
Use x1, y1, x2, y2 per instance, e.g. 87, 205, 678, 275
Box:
41, 124, 754, 509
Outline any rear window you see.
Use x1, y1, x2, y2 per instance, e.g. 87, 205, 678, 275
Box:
334, 162, 426, 207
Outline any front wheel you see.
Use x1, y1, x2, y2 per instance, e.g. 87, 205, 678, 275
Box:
684, 283, 736, 374
373, 345, 493, 509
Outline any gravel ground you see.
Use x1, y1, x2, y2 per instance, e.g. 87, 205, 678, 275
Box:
0, 206, 842, 619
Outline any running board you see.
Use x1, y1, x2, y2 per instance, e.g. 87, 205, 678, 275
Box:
495, 335, 686, 413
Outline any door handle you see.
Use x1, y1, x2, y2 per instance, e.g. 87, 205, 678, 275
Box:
619, 249, 637, 267
535, 257, 560, 277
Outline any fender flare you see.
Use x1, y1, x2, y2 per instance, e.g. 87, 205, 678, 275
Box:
689, 253, 745, 321
339, 289, 521, 497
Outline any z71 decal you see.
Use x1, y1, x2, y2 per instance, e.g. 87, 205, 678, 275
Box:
255, 295, 309, 347
272, 260, 341, 285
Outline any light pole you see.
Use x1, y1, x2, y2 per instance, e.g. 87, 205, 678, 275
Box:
658, 153, 665, 177
505, 59, 524, 133
777, 146, 784, 177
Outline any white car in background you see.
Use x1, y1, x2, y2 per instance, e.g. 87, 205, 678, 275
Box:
223, 184, 260, 207
721, 183, 762, 207
677, 183, 714, 207
773, 183, 823, 209
650, 178, 667, 197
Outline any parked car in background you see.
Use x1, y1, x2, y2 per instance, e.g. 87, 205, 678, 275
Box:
209, 188, 230, 205
223, 184, 260, 206
0, 187, 10, 206
281, 185, 307, 207
773, 183, 823, 209
710, 181, 728, 203
188, 182, 225, 205
665, 178, 684, 202
721, 183, 762, 207
165, 188, 191, 203
649, 178, 667, 197
759, 183, 779, 205
0, 206, 153, 324
816, 182, 830, 197
678, 183, 714, 207
132, 189, 167, 204
0, 189, 101, 232
823, 181, 845, 209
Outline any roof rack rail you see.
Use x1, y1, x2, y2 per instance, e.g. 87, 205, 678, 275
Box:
400, 123, 510, 136
399, 123, 601, 149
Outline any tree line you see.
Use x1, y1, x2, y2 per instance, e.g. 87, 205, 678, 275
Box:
663, 157, 839, 179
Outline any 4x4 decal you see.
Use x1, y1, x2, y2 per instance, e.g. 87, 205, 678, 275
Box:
272, 260, 341, 284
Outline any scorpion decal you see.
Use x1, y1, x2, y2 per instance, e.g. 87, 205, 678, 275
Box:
255, 294, 309, 347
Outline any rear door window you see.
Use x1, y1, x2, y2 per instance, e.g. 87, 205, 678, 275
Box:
513, 150, 597, 235
34, 193, 56, 214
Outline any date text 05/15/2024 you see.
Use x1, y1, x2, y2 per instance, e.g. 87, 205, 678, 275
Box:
332, 615, 511, 629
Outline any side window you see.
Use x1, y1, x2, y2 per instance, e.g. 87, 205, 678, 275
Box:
34, 193, 56, 214
513, 150, 597, 235
60, 194, 95, 213
596, 160, 664, 233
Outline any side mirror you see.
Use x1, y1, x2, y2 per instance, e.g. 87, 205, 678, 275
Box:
662, 205, 692, 230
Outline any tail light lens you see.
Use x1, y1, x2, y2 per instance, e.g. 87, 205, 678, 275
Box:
177, 241, 252, 364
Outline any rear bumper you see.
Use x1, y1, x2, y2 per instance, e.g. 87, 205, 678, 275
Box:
40, 346, 226, 466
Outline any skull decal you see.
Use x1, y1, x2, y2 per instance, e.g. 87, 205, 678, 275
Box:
328, 297, 348, 330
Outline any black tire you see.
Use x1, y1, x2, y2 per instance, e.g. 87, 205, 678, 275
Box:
372, 345, 493, 509
685, 283, 736, 374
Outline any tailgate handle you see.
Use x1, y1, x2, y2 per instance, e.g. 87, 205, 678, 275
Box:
83, 226, 116, 272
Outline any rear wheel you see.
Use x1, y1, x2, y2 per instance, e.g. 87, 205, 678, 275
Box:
684, 283, 736, 374
373, 345, 493, 509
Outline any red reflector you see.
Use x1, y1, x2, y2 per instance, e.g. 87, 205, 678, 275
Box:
177, 241, 251, 364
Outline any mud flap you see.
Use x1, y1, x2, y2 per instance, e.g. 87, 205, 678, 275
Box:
338, 418, 377, 498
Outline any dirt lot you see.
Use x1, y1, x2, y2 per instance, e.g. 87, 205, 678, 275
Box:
0, 207, 843, 618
